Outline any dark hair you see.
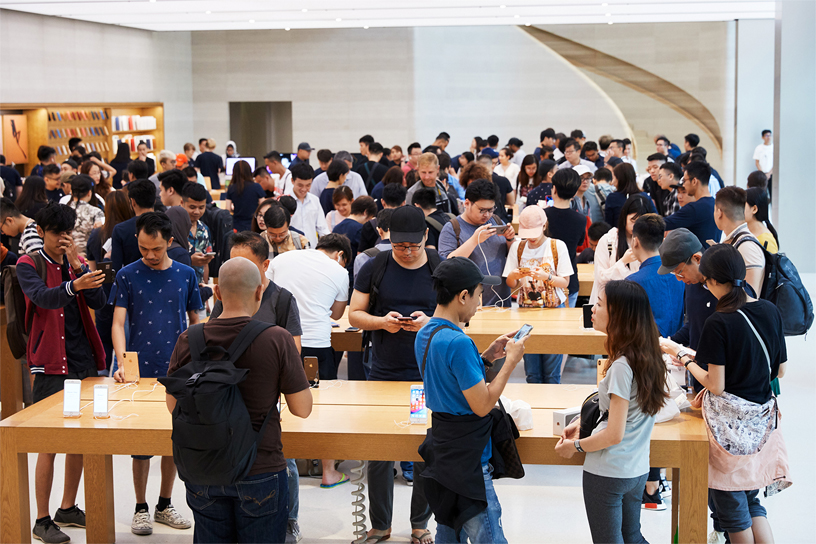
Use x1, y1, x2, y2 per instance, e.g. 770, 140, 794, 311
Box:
659, 162, 682, 179
517, 154, 541, 191
252, 166, 269, 178
351, 196, 377, 217
264, 204, 290, 229
613, 163, 639, 195
382, 183, 407, 207
332, 185, 354, 206
315, 232, 352, 260
382, 166, 403, 187
465, 178, 496, 203
598, 135, 612, 150
376, 208, 394, 232
166, 206, 191, 250
37, 146, 56, 162
487, 135, 498, 147
127, 159, 149, 180
70, 174, 94, 202
610, 139, 624, 149
437, 152, 451, 171
685, 161, 711, 185
746, 187, 779, 248
62, 158, 78, 170
182, 182, 209, 203
761, 129, 772, 136
16, 176, 48, 214
582, 141, 598, 153
113, 142, 131, 164
437, 131, 451, 141
588, 221, 612, 242
251, 198, 279, 232
433, 276, 479, 306
538, 158, 557, 179
263, 150, 281, 162
684, 133, 700, 148
747, 170, 767, 189
699, 244, 748, 312
552, 168, 581, 200
632, 213, 665, 252
229, 231, 269, 261
646, 153, 667, 163
160, 170, 187, 195
689, 147, 708, 162
563, 138, 580, 153
199, 138, 208, 145
570, 129, 584, 139
656, 135, 670, 145
317, 149, 333, 163
278, 195, 298, 216
326, 159, 350, 182
68, 137, 82, 150
35, 203, 76, 233
617, 194, 653, 260
181, 166, 197, 179
0, 197, 21, 220
101, 190, 134, 243
601, 280, 668, 417
459, 162, 492, 189
43, 163, 61, 177
136, 211, 173, 241
593, 168, 613, 183
369, 142, 384, 155
540, 128, 556, 141
127, 179, 157, 210
715, 186, 746, 222
290, 163, 315, 181
359, 134, 374, 145
413, 187, 437, 210
231, 160, 254, 195
407, 142, 421, 154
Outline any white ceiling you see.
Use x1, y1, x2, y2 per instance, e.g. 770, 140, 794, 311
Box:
0, 0, 776, 31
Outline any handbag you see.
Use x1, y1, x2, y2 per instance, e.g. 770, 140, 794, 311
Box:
489, 398, 525, 479
579, 391, 608, 439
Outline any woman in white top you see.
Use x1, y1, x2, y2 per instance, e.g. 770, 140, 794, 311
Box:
326, 185, 353, 231
589, 194, 653, 304
66, 174, 105, 257
494, 147, 520, 189
556, 279, 668, 543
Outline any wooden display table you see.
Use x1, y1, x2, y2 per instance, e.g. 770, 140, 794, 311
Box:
1, 383, 708, 544
0, 304, 28, 420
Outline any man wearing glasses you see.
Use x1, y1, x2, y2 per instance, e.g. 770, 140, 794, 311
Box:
349, 206, 438, 544
438, 179, 515, 308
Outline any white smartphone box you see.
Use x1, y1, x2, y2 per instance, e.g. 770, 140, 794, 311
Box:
553, 406, 581, 436
409, 384, 427, 424
63, 379, 82, 417
93, 384, 109, 418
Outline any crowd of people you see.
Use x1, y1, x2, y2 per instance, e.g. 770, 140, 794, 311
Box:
0, 125, 790, 544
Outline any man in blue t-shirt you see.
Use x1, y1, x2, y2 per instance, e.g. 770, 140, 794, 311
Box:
111, 211, 202, 537
663, 161, 721, 249
438, 179, 514, 307
416, 256, 528, 544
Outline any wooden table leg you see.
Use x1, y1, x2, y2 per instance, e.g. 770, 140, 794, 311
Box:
83, 454, 116, 544
0, 426, 31, 544
677, 441, 708, 544
0, 355, 24, 420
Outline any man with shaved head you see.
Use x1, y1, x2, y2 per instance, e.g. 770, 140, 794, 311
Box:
167, 256, 313, 544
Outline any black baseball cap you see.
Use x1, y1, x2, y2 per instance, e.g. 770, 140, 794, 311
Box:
432, 257, 501, 293
389, 206, 427, 244
658, 228, 703, 275
297, 142, 314, 151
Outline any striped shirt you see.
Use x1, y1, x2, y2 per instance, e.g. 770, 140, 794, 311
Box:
20, 220, 43, 255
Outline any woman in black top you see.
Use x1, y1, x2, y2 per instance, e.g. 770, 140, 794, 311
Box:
109, 142, 131, 189
225, 160, 266, 232
320, 159, 350, 215
604, 163, 656, 226
662, 244, 786, 543
15, 176, 48, 219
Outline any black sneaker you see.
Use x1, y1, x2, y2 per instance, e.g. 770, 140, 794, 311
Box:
54, 505, 86, 528
641, 489, 667, 511
33, 518, 71, 544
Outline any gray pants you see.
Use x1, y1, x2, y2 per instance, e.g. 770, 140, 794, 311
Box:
368, 461, 432, 531
583, 471, 649, 544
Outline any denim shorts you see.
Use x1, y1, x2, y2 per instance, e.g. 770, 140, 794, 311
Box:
709, 489, 767, 533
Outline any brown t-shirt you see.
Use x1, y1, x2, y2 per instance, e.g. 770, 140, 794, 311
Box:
168, 316, 310, 475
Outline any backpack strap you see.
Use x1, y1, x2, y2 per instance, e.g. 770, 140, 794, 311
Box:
425, 215, 445, 233
451, 217, 461, 247
362, 247, 381, 259
425, 248, 441, 273
362, 250, 392, 365
731, 230, 765, 252
517, 240, 527, 265
187, 323, 208, 360
420, 324, 456, 377
227, 320, 275, 362
551, 238, 559, 271
736, 310, 771, 371
274, 288, 293, 330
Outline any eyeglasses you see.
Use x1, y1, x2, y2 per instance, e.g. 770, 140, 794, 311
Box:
671, 260, 690, 279
476, 205, 496, 215
392, 243, 422, 253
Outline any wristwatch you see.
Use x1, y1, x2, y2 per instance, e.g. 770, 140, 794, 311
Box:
574, 440, 585, 453
677, 350, 693, 368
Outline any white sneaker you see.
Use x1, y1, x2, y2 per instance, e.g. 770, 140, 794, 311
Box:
131, 510, 153, 536
708, 530, 726, 544
154, 505, 192, 529
285, 519, 303, 543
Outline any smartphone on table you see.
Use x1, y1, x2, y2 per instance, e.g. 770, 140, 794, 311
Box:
303, 356, 319, 387
410, 384, 427, 424
63, 379, 82, 417
93, 384, 109, 418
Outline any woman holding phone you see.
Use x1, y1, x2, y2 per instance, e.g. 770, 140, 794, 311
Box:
555, 280, 668, 543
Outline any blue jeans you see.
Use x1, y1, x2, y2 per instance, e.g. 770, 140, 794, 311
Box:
185, 469, 288, 544
524, 301, 565, 384
582, 471, 648, 544
709, 489, 767, 536
435, 464, 507, 544
568, 291, 578, 309
286, 459, 299, 521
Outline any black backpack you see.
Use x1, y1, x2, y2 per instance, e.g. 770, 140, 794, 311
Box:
732, 232, 814, 336
158, 320, 275, 486
2, 253, 46, 360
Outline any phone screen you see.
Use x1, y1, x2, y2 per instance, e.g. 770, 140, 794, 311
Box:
93, 385, 109, 417
100, 262, 115, 284
63, 380, 82, 417
513, 323, 533, 341
410, 385, 427, 424
303, 356, 319, 386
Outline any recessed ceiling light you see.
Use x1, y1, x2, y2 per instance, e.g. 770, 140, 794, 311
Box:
149, 0, 156, 3
302, 8, 307, 12
285, 27, 290, 30
602, 2, 608, 5
249, 19, 255, 23
205, 10, 211, 14
525, 22, 531, 26
336, 18, 342, 21
608, 21, 614, 24
364, 26, 369, 29
605, 13, 611, 17
500, 4, 506, 8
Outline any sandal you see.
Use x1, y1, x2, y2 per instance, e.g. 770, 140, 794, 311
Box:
411, 529, 434, 544
320, 472, 349, 489
364, 532, 391, 543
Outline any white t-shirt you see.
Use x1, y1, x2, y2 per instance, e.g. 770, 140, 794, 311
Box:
59, 193, 106, 207
267, 249, 349, 348
494, 163, 520, 189
753, 143, 773, 174
589, 228, 640, 304
503, 237, 573, 307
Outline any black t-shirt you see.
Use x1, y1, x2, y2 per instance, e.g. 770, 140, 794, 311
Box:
491, 173, 512, 222
62, 264, 95, 373
195, 152, 224, 189
320, 187, 335, 216
1, 165, 22, 201
358, 220, 379, 254
696, 300, 786, 404
425, 210, 452, 249
211, 282, 303, 338
544, 206, 585, 295
354, 160, 389, 192
46, 188, 65, 203
354, 251, 438, 381
226, 182, 266, 231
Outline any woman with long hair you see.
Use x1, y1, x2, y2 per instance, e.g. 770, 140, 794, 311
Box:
589, 194, 652, 304
66, 174, 105, 257
525, 159, 558, 208
745, 187, 779, 253
661, 244, 787, 544
16, 176, 48, 219
81, 158, 113, 200
556, 280, 668, 543
251, 197, 278, 233
326, 185, 353, 230
225, 159, 266, 231
516, 154, 542, 202
604, 163, 656, 226
371, 165, 405, 202
110, 142, 131, 189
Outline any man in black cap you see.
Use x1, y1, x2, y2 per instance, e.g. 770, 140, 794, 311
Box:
289, 142, 313, 168
416, 256, 528, 544
348, 205, 439, 544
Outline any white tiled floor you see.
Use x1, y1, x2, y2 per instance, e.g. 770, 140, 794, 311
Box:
21, 275, 816, 543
